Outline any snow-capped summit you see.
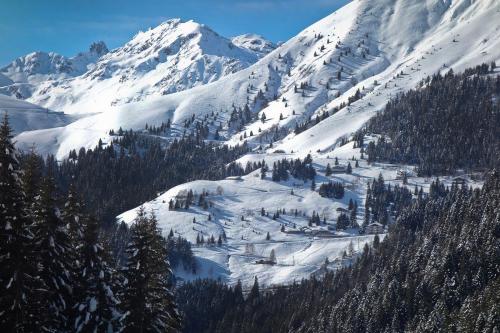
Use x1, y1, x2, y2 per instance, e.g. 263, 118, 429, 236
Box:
0, 40, 110, 100
0, 18, 273, 114
78, 18, 261, 87
1, 51, 73, 83
231, 34, 276, 58
1, 40, 109, 84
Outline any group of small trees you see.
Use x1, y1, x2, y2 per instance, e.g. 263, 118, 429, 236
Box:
196, 232, 225, 247
363, 173, 413, 227
271, 155, 316, 182
318, 181, 345, 199
308, 211, 324, 226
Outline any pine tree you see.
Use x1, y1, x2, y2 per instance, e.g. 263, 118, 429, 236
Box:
60, 184, 87, 327
74, 216, 120, 332
32, 173, 73, 332
0, 114, 38, 331
346, 162, 352, 174
248, 277, 260, 301
21, 148, 41, 210
121, 208, 180, 332
325, 163, 332, 176
260, 165, 267, 179
62, 184, 85, 249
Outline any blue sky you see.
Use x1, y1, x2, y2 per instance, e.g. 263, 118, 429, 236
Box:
0, 0, 348, 66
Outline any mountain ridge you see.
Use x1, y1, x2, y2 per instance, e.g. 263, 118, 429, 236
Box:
0, 18, 273, 114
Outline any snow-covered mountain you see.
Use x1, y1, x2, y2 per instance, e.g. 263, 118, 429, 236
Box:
0, 19, 273, 115
116, 0, 500, 287
15, 0, 500, 159
0, 41, 109, 99
1, 41, 108, 83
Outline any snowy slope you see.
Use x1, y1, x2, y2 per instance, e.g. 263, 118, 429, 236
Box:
118, 157, 377, 286
0, 94, 72, 134
15, 0, 500, 159
0, 73, 13, 86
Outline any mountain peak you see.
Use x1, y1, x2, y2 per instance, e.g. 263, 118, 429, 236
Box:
89, 41, 108, 56
231, 34, 276, 58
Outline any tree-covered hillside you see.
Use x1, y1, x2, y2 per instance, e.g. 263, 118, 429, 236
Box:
177, 170, 499, 333
364, 63, 499, 175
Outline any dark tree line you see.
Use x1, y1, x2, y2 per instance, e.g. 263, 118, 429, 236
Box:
363, 65, 499, 175
0, 115, 180, 332
176, 170, 499, 333
33, 130, 250, 224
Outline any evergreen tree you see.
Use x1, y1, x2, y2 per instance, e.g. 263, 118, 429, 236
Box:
74, 216, 120, 332
336, 213, 350, 230
325, 163, 332, 176
248, 277, 260, 301
62, 184, 85, 249
60, 184, 88, 327
346, 162, 352, 174
32, 173, 73, 332
21, 148, 41, 210
0, 114, 38, 332
121, 208, 180, 332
